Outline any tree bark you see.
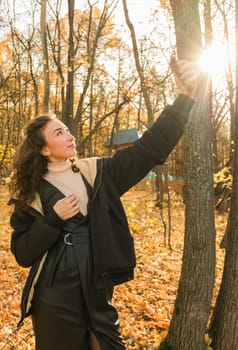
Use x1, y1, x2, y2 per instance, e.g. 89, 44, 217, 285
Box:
122, 0, 153, 126
40, 0, 50, 113
74, 1, 113, 134
209, 2, 238, 348
159, 1, 216, 349
62, 0, 75, 131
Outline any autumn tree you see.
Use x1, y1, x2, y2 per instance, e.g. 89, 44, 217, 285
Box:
213, 1, 235, 169
122, 0, 176, 243
208, 1, 238, 348
159, 1, 216, 349
122, 0, 153, 127
0, 0, 134, 158
0, 4, 42, 164
44, 0, 134, 155
40, 0, 50, 112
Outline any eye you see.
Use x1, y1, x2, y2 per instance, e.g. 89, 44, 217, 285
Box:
56, 130, 63, 136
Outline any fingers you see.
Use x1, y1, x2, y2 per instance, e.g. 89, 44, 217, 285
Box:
170, 56, 180, 75
53, 194, 81, 220
170, 58, 198, 98
65, 194, 80, 217
66, 193, 79, 207
177, 60, 198, 83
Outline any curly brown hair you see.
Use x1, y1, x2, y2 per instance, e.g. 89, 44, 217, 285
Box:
10, 113, 56, 212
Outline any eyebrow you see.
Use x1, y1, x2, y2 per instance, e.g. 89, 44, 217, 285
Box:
52, 126, 68, 134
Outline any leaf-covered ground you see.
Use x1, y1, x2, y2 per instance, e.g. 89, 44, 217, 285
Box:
0, 185, 226, 349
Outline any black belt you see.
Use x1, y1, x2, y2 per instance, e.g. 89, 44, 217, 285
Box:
63, 228, 89, 246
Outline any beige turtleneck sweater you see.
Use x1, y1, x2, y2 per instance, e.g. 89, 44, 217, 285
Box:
44, 159, 88, 216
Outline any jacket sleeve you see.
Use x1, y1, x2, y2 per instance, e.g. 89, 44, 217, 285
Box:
10, 207, 64, 268
102, 94, 194, 195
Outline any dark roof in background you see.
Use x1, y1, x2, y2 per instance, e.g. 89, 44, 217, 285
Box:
104, 128, 142, 147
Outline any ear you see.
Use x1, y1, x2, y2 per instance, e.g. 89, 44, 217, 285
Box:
40, 146, 50, 157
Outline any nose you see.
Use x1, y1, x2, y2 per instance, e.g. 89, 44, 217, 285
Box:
67, 130, 75, 140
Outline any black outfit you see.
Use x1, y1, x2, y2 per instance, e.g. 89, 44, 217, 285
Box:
32, 183, 124, 349
9, 94, 194, 349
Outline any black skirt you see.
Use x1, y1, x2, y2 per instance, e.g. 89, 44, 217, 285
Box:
31, 215, 125, 350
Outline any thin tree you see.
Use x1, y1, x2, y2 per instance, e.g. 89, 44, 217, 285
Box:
40, 0, 50, 112
122, 0, 175, 246
209, 2, 238, 348
62, 0, 75, 129
122, 0, 153, 127
214, 0, 235, 169
159, 1, 216, 349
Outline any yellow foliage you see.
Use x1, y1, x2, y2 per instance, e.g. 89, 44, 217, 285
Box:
160, 0, 170, 9
0, 144, 15, 168
214, 166, 232, 190
0, 38, 13, 67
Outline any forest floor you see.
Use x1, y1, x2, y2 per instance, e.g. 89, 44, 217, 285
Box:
0, 185, 226, 350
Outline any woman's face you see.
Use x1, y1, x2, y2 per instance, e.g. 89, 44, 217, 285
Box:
40, 119, 76, 162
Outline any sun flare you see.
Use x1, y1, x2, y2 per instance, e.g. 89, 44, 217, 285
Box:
198, 44, 228, 77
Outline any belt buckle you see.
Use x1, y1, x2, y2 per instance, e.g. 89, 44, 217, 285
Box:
64, 233, 73, 246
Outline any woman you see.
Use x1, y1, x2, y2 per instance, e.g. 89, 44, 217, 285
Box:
9, 59, 197, 349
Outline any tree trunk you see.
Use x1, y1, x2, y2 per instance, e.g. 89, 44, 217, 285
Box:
62, 0, 76, 132
74, 1, 112, 135
122, 0, 169, 222
40, 0, 50, 113
209, 2, 238, 348
214, 0, 235, 167
159, 1, 216, 349
122, 0, 153, 126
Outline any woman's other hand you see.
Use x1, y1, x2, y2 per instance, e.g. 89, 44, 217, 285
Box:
53, 194, 80, 220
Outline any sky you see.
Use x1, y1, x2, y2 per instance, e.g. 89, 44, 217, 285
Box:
1, 0, 230, 87
0, 0, 159, 40
74, 0, 160, 39
113, 0, 159, 38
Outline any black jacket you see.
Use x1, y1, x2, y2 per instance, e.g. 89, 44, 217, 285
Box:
9, 94, 194, 327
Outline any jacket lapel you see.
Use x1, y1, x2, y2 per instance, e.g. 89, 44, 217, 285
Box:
38, 178, 65, 214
